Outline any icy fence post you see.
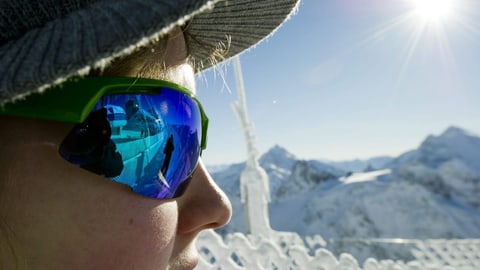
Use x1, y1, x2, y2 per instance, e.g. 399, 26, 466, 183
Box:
196, 230, 480, 270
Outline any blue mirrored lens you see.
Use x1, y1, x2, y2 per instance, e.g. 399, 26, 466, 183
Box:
59, 88, 203, 199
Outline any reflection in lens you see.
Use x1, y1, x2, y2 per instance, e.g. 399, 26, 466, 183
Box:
93, 88, 202, 199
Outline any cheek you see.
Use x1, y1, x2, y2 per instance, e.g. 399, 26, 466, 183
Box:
12, 144, 180, 270
60, 198, 179, 270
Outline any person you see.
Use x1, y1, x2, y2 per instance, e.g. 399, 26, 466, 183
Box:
0, 0, 300, 269
162, 134, 175, 176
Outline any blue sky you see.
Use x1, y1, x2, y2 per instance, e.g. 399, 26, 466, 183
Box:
196, 0, 480, 165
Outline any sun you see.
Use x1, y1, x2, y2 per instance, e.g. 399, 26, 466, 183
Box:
411, 0, 454, 22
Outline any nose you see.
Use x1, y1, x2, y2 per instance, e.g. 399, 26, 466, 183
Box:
176, 160, 232, 234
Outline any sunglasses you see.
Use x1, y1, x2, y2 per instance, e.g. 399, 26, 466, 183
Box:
0, 77, 208, 199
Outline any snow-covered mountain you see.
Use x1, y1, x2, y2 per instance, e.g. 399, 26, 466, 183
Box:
385, 126, 480, 216
210, 126, 480, 243
387, 126, 480, 173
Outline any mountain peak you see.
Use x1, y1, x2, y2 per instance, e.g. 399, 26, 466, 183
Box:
398, 126, 480, 173
266, 144, 296, 158
422, 126, 477, 146
259, 145, 297, 170
441, 126, 476, 139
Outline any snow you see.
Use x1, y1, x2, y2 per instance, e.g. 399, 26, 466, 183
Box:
339, 169, 392, 184
206, 126, 480, 267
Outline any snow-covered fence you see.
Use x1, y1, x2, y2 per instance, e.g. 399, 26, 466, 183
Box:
196, 230, 480, 270
411, 239, 480, 270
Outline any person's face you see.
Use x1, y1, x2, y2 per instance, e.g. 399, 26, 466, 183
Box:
0, 28, 232, 270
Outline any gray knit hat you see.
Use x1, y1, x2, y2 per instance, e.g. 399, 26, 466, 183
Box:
0, 0, 300, 105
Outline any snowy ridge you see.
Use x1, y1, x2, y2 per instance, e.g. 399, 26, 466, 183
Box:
325, 156, 394, 173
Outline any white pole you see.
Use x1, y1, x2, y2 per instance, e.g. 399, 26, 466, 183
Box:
231, 55, 271, 236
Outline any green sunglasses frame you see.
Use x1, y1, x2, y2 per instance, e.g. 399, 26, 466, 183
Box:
0, 76, 209, 149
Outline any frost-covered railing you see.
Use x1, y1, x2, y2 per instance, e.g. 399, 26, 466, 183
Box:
195, 230, 480, 270
411, 239, 480, 270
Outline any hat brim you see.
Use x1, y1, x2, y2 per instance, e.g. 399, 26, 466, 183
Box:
0, 0, 299, 104
188, 0, 300, 71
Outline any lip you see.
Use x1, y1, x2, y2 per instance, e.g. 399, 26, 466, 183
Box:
168, 246, 200, 270
181, 253, 199, 270
185, 256, 199, 270
168, 257, 198, 270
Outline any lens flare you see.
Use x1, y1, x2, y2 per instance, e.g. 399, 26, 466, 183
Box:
412, 0, 453, 21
